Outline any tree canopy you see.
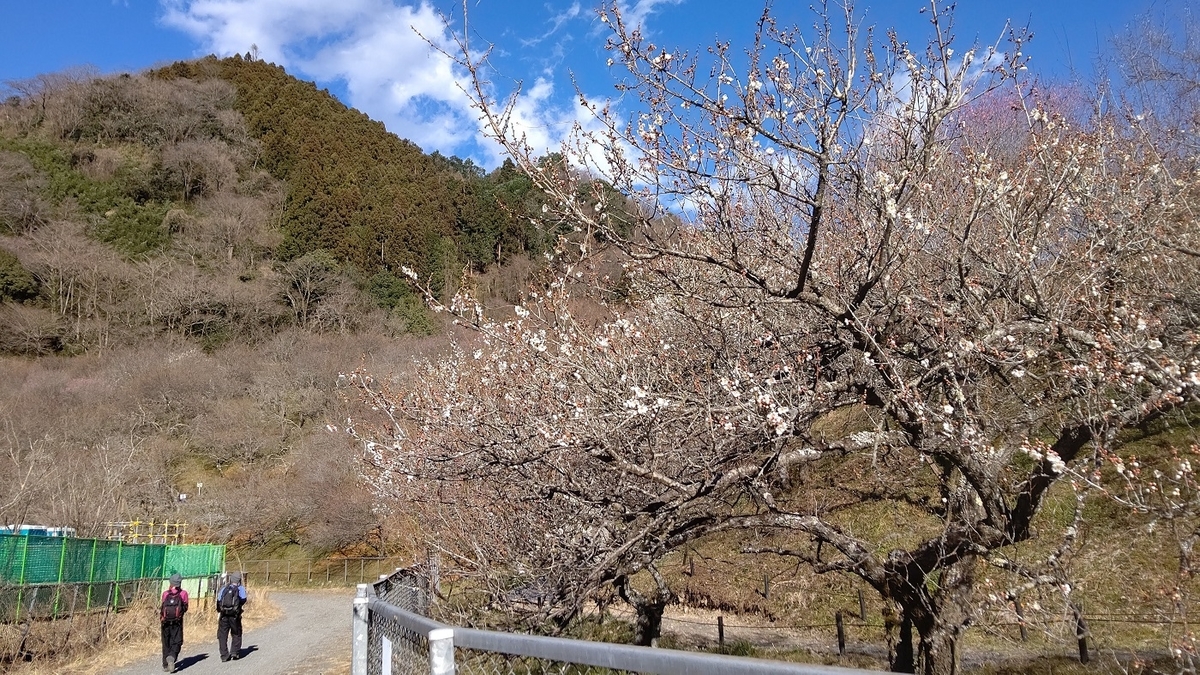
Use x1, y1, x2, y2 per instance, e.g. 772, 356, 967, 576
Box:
353, 3, 1200, 674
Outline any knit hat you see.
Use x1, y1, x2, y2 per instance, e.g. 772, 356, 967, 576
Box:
169, 573, 182, 587
229, 571, 242, 584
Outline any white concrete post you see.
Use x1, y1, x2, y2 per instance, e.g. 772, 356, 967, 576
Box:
428, 627, 456, 675
352, 583, 369, 675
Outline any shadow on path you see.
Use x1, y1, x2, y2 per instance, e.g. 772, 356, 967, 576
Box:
176, 652, 209, 670
113, 590, 353, 675
234, 644, 260, 659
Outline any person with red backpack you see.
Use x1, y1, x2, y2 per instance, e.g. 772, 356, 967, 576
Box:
159, 573, 189, 673
215, 571, 248, 661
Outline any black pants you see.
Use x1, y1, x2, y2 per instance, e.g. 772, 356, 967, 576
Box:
217, 613, 243, 659
161, 620, 183, 666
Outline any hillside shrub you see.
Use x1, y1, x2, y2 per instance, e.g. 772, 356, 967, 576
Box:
0, 248, 38, 303
89, 198, 171, 256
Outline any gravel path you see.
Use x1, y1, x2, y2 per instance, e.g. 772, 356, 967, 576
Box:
112, 589, 353, 675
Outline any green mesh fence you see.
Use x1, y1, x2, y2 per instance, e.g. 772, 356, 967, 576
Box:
164, 542, 224, 578
0, 534, 224, 621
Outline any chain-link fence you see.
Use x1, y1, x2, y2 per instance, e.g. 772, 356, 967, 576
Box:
353, 570, 876, 675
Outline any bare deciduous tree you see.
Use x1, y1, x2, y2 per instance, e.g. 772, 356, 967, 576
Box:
0, 303, 64, 355
161, 138, 239, 201
277, 250, 342, 330
14, 221, 133, 346
4, 67, 97, 138
355, 2, 1199, 673
187, 190, 283, 263
0, 151, 47, 234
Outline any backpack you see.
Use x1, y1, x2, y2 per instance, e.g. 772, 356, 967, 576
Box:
218, 584, 240, 616
161, 588, 184, 623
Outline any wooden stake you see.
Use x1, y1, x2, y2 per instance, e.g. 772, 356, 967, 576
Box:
836, 610, 846, 655
1074, 606, 1089, 664
1012, 597, 1028, 642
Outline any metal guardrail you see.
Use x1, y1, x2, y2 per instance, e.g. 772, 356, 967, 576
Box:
352, 570, 879, 675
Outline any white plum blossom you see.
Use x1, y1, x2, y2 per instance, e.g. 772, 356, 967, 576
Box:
346, 3, 1200, 667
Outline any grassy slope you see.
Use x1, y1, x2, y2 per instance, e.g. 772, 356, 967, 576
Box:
632, 410, 1199, 671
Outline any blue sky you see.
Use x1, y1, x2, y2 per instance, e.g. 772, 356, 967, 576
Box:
0, 0, 1163, 167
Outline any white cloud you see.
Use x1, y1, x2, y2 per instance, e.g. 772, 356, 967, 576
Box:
159, 0, 618, 168
299, 4, 480, 153
160, 0, 389, 66
521, 2, 583, 47
161, 0, 478, 155
486, 78, 595, 167
618, 0, 683, 31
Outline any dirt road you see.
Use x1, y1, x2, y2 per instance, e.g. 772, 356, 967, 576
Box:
111, 589, 353, 675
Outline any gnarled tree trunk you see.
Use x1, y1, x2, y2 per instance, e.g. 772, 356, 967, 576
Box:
615, 567, 676, 646
887, 557, 976, 675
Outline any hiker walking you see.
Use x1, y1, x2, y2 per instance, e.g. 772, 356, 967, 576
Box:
216, 571, 248, 661
159, 573, 188, 673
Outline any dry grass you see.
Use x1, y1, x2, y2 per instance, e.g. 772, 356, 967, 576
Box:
3, 587, 279, 675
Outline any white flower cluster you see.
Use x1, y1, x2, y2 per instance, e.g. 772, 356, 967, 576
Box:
765, 408, 791, 436
623, 385, 670, 415
1021, 439, 1066, 474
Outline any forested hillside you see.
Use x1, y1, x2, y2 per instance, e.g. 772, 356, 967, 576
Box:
2, 5, 1200, 673
0, 55, 582, 555
154, 56, 560, 296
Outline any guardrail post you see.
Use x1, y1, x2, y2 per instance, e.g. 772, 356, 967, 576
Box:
352, 584, 369, 675
428, 627, 455, 675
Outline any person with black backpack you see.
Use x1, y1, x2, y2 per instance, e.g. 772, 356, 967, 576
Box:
159, 573, 189, 673
216, 571, 248, 661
